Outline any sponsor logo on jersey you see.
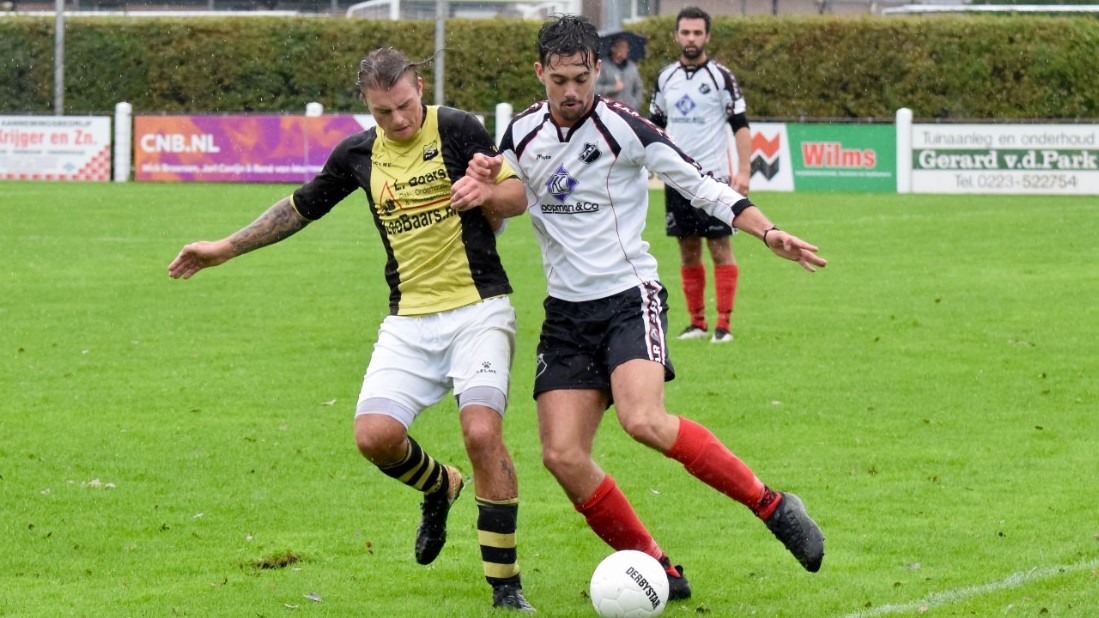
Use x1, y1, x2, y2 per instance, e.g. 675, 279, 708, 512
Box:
409, 168, 446, 186
578, 143, 601, 164
675, 94, 696, 116
422, 140, 439, 161
540, 202, 600, 214
382, 204, 456, 236
386, 167, 448, 193
378, 166, 446, 192
546, 165, 578, 201
477, 360, 497, 375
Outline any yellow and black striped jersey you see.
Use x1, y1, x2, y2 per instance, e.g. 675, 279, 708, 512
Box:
291, 106, 514, 316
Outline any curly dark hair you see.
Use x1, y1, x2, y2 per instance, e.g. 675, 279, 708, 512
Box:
536, 14, 601, 68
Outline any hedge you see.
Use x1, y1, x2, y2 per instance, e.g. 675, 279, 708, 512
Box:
1, 14, 1096, 120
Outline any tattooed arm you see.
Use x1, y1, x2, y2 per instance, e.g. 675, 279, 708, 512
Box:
167, 197, 310, 280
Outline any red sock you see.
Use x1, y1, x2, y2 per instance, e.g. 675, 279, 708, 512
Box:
714, 264, 738, 331
665, 417, 780, 519
575, 475, 662, 560
680, 264, 707, 329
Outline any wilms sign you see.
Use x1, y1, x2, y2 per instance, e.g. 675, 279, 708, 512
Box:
787, 124, 895, 192
744, 123, 895, 192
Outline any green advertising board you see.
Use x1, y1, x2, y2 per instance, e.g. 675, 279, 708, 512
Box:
786, 124, 896, 192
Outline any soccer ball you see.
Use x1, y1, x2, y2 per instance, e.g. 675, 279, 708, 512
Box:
589, 550, 669, 617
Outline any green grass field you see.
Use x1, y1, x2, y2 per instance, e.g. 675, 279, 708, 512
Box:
2, 182, 1097, 617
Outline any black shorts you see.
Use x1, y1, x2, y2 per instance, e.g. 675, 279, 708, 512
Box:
533, 282, 675, 400
664, 184, 734, 239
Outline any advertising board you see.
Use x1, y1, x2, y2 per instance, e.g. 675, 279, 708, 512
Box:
787, 123, 895, 192
911, 124, 1098, 194
134, 115, 376, 183
0, 116, 112, 181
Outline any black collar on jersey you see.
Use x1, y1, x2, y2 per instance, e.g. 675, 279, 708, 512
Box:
678, 58, 711, 76
548, 96, 602, 142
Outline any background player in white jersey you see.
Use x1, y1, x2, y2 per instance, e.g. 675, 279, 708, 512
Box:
461, 14, 826, 604
650, 6, 751, 343
168, 48, 534, 612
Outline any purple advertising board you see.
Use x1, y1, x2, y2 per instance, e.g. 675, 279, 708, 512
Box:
134, 114, 376, 183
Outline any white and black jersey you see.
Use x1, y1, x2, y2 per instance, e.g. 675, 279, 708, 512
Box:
499, 95, 750, 303
650, 59, 747, 178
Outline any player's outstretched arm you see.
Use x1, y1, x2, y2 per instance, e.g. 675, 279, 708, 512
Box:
167, 197, 309, 280
733, 206, 827, 273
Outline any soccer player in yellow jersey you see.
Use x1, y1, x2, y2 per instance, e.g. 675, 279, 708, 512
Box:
167, 47, 534, 611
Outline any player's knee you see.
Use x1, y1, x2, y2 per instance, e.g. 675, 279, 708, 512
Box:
461, 420, 502, 456
680, 254, 704, 267
617, 411, 667, 449
354, 419, 407, 464
541, 443, 582, 479
458, 397, 506, 457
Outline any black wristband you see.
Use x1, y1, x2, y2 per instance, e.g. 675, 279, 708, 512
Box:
763, 225, 780, 247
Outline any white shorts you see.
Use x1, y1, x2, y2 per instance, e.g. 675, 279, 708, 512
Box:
355, 296, 516, 427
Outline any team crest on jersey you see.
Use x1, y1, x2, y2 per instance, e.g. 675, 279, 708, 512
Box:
578, 143, 601, 164
699, 83, 712, 95
546, 165, 578, 202
675, 94, 696, 116
422, 140, 439, 161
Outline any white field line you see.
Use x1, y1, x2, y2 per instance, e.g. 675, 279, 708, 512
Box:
839, 556, 1099, 618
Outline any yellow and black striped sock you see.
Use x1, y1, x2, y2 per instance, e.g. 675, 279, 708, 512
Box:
476, 497, 521, 587
377, 436, 448, 496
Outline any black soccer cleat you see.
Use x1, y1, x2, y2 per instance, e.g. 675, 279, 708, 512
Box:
677, 325, 708, 340
492, 582, 537, 612
414, 465, 463, 565
711, 327, 734, 343
764, 492, 825, 572
659, 557, 692, 601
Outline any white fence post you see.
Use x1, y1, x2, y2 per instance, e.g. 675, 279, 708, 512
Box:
113, 101, 132, 183
495, 102, 513, 147
896, 107, 913, 193
305, 101, 324, 117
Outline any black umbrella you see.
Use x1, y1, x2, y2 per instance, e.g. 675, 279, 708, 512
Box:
598, 29, 648, 62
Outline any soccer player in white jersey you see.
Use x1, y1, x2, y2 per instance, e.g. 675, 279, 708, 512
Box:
650, 6, 750, 343
460, 14, 826, 604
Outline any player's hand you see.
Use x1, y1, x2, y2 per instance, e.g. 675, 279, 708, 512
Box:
765, 231, 827, 273
466, 153, 502, 183
731, 172, 750, 196
450, 174, 493, 212
168, 240, 233, 279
